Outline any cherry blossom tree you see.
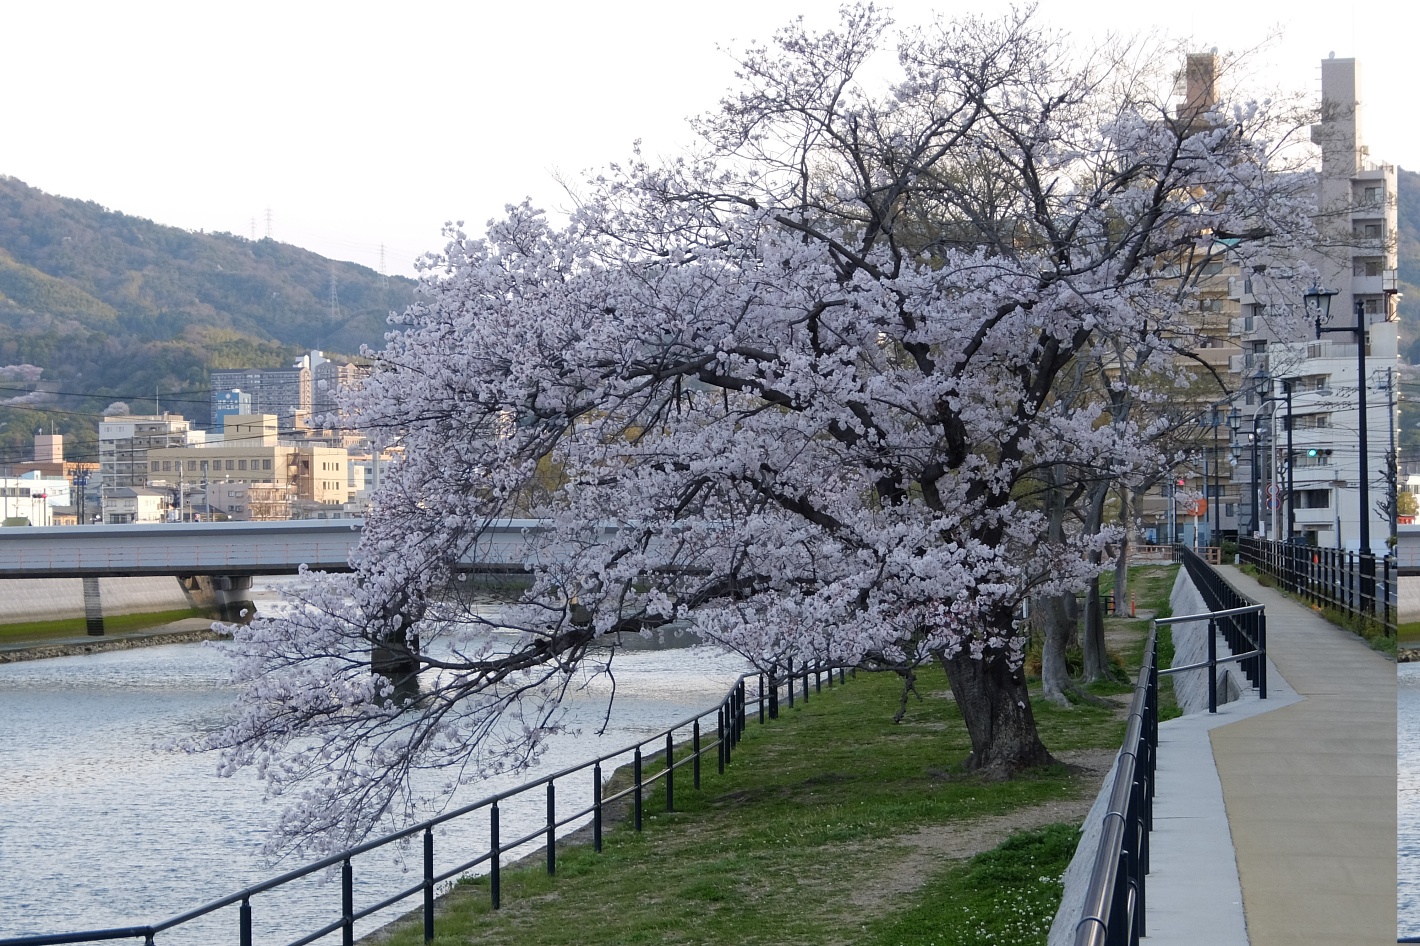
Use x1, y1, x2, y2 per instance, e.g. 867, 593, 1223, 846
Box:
202, 6, 1312, 852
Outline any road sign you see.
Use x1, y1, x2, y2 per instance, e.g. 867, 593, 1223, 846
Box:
1266, 484, 1280, 510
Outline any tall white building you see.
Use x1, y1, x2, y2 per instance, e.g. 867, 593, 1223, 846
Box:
1232, 56, 1399, 552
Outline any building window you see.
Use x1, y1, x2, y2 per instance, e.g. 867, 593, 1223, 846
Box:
225, 460, 235, 471
187, 461, 197, 472
238, 459, 247, 470
263, 459, 272, 470
1364, 186, 1382, 202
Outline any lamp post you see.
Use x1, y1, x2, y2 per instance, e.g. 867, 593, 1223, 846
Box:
1306, 284, 1375, 613
1250, 396, 1285, 537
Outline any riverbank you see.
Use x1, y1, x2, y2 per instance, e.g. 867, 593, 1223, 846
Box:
363, 665, 1127, 946
0, 618, 224, 663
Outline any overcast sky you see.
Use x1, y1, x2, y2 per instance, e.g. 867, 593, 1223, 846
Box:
2, 1, 1415, 279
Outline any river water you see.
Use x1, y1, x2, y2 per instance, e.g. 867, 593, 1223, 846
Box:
0, 579, 749, 944
1402, 663, 1419, 939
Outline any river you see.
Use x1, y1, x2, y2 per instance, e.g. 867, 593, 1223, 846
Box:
0, 578, 749, 944
1403, 663, 1419, 939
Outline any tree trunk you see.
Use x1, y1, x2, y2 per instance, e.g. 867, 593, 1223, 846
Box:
1037, 592, 1074, 707
1082, 573, 1110, 682
1112, 487, 1138, 617
1080, 479, 1112, 682
940, 614, 1054, 773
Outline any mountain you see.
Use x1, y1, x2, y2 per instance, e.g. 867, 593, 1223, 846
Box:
0, 176, 419, 466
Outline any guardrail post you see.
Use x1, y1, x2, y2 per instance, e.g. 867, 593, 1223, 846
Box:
717, 708, 726, 774
738, 679, 747, 737
342, 857, 354, 946
490, 802, 501, 909
1207, 617, 1217, 714
593, 763, 603, 852
769, 667, 779, 718
634, 747, 644, 831
423, 827, 435, 942
786, 661, 794, 708
758, 673, 766, 723
693, 721, 701, 789
801, 663, 809, 702
1257, 612, 1268, 700
665, 732, 675, 813
546, 780, 557, 876
814, 662, 821, 693
240, 896, 252, 946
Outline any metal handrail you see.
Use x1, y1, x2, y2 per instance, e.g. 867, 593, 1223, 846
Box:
1070, 549, 1268, 944
1072, 627, 1157, 946
1, 659, 842, 946
1238, 536, 1396, 637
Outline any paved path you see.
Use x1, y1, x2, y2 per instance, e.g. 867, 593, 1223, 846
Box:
1143, 566, 1395, 945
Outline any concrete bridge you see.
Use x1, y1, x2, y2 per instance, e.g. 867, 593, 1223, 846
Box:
0, 519, 559, 580
0, 519, 555, 629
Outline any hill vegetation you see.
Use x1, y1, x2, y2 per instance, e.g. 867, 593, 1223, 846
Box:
0, 175, 418, 465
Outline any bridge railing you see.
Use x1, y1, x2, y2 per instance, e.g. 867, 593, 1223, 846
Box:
0, 660, 844, 946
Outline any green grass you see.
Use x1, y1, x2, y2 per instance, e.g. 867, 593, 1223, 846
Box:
1399, 621, 1420, 647
0, 608, 207, 643
369, 621, 1158, 946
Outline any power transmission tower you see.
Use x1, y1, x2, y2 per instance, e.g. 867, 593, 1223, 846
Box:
328, 266, 341, 323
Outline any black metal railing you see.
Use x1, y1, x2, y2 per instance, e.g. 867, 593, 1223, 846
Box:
1171, 547, 1268, 709
1239, 536, 1396, 637
1071, 626, 1158, 946
1071, 550, 1268, 944
1, 660, 846, 946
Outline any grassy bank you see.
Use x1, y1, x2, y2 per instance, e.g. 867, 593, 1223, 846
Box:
370, 611, 1164, 946
0, 607, 207, 644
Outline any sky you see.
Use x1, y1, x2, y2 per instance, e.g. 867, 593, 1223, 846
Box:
2, 0, 1416, 279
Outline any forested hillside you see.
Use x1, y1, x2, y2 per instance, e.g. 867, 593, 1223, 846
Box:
1396, 167, 1419, 363
0, 176, 418, 465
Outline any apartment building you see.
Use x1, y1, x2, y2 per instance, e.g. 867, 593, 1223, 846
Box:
98, 414, 204, 490
1229, 56, 1399, 552
145, 413, 353, 513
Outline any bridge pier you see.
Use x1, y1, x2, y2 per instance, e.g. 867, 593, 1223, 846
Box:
179, 575, 256, 624
82, 577, 105, 636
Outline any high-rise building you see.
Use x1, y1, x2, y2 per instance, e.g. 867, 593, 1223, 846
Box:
98, 414, 202, 490
1229, 56, 1399, 552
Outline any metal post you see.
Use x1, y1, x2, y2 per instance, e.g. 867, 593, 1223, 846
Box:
717, 708, 726, 774
634, 747, 643, 831
693, 720, 701, 789
1284, 379, 1295, 543
342, 858, 354, 946
593, 763, 603, 852
665, 732, 675, 812
240, 898, 252, 946
769, 667, 779, 718
546, 780, 556, 876
490, 802, 500, 909
423, 827, 434, 943
786, 660, 794, 708
1207, 618, 1217, 714
758, 673, 766, 723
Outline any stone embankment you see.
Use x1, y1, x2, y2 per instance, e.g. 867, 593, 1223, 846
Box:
0, 622, 226, 663
1400, 648, 1420, 663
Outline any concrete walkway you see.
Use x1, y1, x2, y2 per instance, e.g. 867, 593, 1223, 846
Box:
1143, 566, 1395, 945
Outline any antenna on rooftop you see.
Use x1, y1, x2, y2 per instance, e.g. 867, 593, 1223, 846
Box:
265, 207, 273, 240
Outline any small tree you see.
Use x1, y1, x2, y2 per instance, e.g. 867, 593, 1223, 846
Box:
202, 7, 1313, 852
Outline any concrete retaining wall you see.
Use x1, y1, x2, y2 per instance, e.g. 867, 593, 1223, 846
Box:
1166, 570, 1241, 716
0, 577, 196, 624
1049, 567, 1234, 945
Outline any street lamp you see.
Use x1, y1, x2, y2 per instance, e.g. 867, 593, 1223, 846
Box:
1306, 282, 1376, 612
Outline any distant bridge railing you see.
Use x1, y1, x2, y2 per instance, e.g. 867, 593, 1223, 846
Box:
0, 519, 592, 579
1239, 536, 1396, 638
0, 659, 843, 946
